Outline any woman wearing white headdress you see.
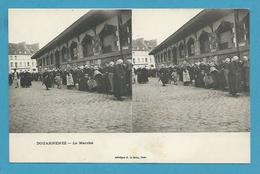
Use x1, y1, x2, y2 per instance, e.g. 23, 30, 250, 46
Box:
66, 70, 74, 89
108, 61, 115, 93
223, 57, 231, 89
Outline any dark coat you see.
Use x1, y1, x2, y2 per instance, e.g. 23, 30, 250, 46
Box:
113, 64, 126, 99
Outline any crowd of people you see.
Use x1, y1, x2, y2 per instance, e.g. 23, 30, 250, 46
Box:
9, 69, 39, 88
40, 59, 132, 100
134, 55, 250, 97
10, 55, 250, 98
10, 59, 132, 101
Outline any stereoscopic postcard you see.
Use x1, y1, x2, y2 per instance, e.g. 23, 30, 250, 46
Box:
6, 8, 251, 163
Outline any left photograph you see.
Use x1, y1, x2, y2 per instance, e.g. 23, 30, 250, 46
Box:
9, 9, 133, 133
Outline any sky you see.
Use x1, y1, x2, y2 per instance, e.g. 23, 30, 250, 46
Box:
8, 9, 89, 48
133, 9, 203, 44
8, 9, 202, 49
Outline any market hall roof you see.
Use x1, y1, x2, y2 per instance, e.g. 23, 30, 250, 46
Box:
32, 10, 128, 59
149, 9, 233, 55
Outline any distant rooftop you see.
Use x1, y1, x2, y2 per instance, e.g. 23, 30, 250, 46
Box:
132, 38, 157, 51
9, 42, 39, 55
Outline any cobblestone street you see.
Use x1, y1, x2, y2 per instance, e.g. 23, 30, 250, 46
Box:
132, 78, 250, 132
10, 78, 250, 133
9, 82, 132, 133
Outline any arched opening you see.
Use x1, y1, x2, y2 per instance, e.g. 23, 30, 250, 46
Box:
167, 50, 171, 61
82, 34, 94, 57
187, 38, 195, 56
61, 46, 68, 62
42, 58, 46, 66
50, 54, 54, 65
55, 50, 60, 68
179, 42, 185, 58
172, 47, 177, 64
70, 41, 78, 60
164, 52, 167, 62
46, 56, 50, 65
216, 21, 233, 50
99, 24, 118, 53
199, 31, 210, 54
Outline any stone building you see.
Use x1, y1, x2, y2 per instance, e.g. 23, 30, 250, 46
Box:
32, 10, 132, 71
9, 42, 39, 73
149, 9, 249, 67
132, 38, 157, 68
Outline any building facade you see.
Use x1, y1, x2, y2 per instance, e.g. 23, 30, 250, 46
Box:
150, 9, 249, 67
132, 38, 157, 68
32, 10, 132, 72
9, 42, 39, 73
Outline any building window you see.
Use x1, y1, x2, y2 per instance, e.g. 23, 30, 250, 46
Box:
99, 24, 118, 53
164, 52, 167, 62
70, 42, 78, 60
145, 58, 147, 62
218, 31, 232, 50
10, 62, 13, 67
199, 31, 210, 54
19, 62, 22, 67
23, 62, 26, 67
179, 43, 185, 58
27, 62, 30, 66
82, 34, 94, 57
15, 62, 17, 67
133, 58, 135, 64
216, 21, 233, 50
187, 38, 195, 56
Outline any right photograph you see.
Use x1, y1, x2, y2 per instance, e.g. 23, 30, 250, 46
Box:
132, 9, 250, 132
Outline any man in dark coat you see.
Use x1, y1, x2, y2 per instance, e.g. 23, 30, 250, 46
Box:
228, 56, 240, 96
113, 59, 126, 100
42, 69, 51, 90
24, 71, 32, 88
159, 65, 169, 86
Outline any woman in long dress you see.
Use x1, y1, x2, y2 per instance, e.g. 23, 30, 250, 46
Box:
66, 70, 74, 89
183, 67, 191, 86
